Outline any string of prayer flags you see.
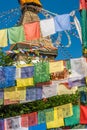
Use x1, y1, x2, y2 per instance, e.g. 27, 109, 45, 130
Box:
40, 18, 56, 37
80, 105, 87, 124
54, 103, 73, 118
24, 22, 40, 41
54, 14, 71, 32
34, 62, 50, 84
29, 123, 46, 130
73, 14, 82, 43
0, 29, 7, 47
64, 105, 80, 126
8, 26, 25, 44
47, 108, 64, 129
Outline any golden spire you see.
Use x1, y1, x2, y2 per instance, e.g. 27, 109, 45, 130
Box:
20, 0, 42, 7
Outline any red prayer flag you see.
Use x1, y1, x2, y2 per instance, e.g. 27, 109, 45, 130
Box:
80, 105, 87, 124
4, 99, 19, 105
28, 112, 38, 127
80, 0, 87, 10
24, 22, 40, 41
21, 114, 28, 127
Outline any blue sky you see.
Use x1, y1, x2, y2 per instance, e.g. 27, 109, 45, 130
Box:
0, 0, 82, 60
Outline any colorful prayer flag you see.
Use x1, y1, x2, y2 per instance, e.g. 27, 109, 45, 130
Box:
80, 105, 87, 124
8, 26, 25, 44
54, 14, 71, 32
0, 29, 7, 47
80, 0, 87, 10
65, 105, 80, 126
54, 103, 73, 118
24, 22, 40, 41
29, 123, 46, 130
47, 108, 64, 129
40, 18, 56, 37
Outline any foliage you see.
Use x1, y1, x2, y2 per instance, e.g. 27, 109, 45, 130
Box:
0, 91, 80, 118
0, 50, 13, 66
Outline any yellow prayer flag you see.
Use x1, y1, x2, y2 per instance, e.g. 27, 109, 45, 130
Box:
49, 61, 64, 73
58, 84, 78, 95
47, 108, 64, 129
0, 29, 7, 47
4, 87, 15, 100
10, 87, 26, 101
54, 103, 73, 118
16, 87, 26, 101
16, 78, 34, 87
4, 86, 26, 101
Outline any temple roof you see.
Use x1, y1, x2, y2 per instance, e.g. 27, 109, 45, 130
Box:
8, 38, 58, 57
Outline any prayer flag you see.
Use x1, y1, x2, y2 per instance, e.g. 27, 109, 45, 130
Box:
40, 18, 56, 37
24, 22, 40, 41
0, 29, 7, 47
65, 105, 80, 126
8, 26, 25, 44
54, 14, 71, 32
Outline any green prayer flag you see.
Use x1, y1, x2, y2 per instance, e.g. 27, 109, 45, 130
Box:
38, 108, 54, 125
8, 25, 25, 44
34, 62, 50, 84
38, 111, 46, 124
45, 108, 54, 123
64, 105, 80, 126
80, 10, 87, 49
